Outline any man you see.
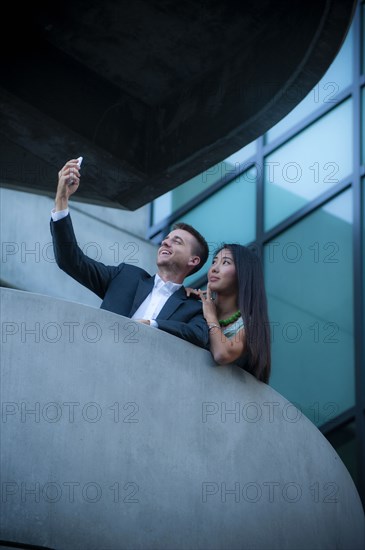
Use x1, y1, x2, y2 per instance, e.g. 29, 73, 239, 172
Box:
50, 158, 209, 348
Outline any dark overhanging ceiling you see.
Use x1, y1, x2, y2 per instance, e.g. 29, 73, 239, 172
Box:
0, 0, 357, 210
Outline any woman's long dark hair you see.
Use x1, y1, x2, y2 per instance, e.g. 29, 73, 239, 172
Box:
215, 244, 271, 383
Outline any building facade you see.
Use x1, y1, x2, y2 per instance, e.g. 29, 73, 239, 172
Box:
1, 0, 363, 510
148, 1, 365, 505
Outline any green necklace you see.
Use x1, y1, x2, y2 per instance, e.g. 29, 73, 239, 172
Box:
219, 310, 241, 327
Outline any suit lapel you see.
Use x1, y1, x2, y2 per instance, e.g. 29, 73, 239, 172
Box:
129, 276, 155, 317
157, 286, 186, 320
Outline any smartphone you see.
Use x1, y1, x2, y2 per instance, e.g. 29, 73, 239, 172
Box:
68, 157, 83, 186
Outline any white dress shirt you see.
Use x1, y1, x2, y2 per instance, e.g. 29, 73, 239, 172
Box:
50, 207, 182, 327
51, 207, 69, 221
131, 273, 182, 327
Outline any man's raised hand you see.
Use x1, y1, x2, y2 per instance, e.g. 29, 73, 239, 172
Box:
55, 159, 82, 211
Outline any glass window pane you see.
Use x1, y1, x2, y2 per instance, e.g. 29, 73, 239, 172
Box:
362, 88, 365, 164
152, 165, 221, 225
152, 140, 257, 225
153, 193, 172, 225
264, 99, 353, 230
264, 189, 354, 426
361, 4, 365, 74
175, 167, 256, 286
363, 178, 365, 346
266, 24, 353, 144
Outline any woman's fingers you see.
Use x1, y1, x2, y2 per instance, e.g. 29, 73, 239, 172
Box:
206, 283, 212, 300
198, 289, 207, 300
185, 287, 199, 297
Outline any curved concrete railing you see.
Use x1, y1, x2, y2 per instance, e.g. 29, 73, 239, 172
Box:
1, 288, 364, 550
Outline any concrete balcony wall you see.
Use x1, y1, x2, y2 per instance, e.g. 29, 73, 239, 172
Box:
0, 187, 157, 306
67, 199, 151, 238
1, 288, 364, 550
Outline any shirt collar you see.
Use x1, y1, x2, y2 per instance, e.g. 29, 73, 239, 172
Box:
154, 273, 182, 293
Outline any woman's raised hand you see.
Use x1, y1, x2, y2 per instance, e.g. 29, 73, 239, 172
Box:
198, 284, 218, 324
185, 287, 200, 298
185, 284, 218, 323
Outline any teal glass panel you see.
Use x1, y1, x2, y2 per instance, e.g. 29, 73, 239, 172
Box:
152, 139, 257, 225
363, 178, 365, 347
175, 167, 256, 286
361, 3, 365, 74
264, 99, 353, 230
266, 24, 353, 144
152, 165, 223, 225
362, 88, 365, 164
153, 193, 173, 226
264, 189, 354, 426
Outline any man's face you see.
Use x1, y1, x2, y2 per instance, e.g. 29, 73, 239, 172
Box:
157, 229, 200, 275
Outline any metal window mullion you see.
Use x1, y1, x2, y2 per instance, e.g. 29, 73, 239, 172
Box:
352, 0, 365, 507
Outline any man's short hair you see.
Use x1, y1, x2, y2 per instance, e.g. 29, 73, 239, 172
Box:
172, 222, 209, 275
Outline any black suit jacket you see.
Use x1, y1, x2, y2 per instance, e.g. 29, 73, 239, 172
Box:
50, 214, 209, 348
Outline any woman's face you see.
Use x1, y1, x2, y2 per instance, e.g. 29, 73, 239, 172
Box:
208, 248, 237, 294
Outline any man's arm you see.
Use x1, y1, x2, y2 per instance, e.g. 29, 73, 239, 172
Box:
51, 159, 120, 298
51, 214, 121, 298
157, 314, 209, 349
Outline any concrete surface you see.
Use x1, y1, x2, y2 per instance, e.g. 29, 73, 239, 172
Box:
0, 1, 357, 208
1, 288, 364, 550
0, 188, 157, 305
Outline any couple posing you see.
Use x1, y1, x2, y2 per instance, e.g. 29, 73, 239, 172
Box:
51, 159, 271, 384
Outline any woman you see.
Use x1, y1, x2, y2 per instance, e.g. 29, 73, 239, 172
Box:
189, 244, 271, 383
